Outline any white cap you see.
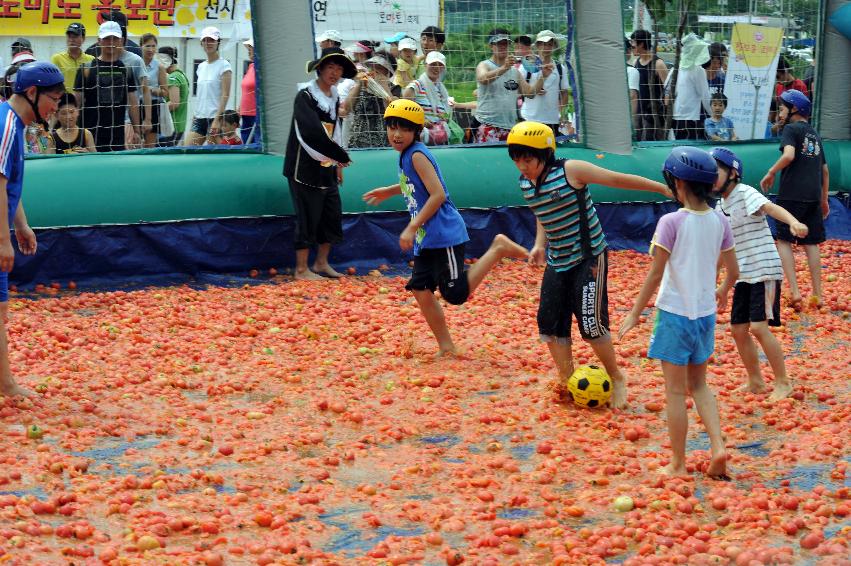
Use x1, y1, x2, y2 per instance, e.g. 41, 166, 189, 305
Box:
535, 30, 562, 44
98, 21, 122, 40
243, 38, 254, 47
315, 29, 342, 43
425, 51, 446, 66
201, 26, 221, 41
398, 37, 417, 51
11, 51, 35, 65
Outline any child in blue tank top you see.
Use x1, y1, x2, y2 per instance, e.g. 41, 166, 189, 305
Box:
363, 100, 529, 356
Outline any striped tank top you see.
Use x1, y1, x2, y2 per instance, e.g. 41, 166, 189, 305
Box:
520, 160, 607, 271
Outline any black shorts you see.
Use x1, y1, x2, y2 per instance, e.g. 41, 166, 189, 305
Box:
537, 251, 610, 342
405, 244, 469, 305
731, 280, 781, 327
190, 117, 215, 137
774, 199, 825, 245
287, 179, 343, 249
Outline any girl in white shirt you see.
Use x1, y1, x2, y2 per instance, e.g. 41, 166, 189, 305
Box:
185, 27, 232, 146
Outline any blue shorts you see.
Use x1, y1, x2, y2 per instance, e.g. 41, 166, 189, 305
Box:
0, 272, 6, 302
648, 309, 716, 366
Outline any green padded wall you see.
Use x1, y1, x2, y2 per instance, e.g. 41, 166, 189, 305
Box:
24, 141, 850, 229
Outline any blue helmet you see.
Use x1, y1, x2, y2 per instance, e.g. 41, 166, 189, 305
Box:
13, 61, 64, 93
779, 89, 811, 117
663, 146, 719, 185
710, 147, 743, 178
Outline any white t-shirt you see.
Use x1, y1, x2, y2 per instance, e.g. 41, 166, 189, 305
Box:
652, 208, 735, 320
671, 65, 711, 121
627, 66, 640, 92
717, 183, 784, 283
521, 62, 569, 124
195, 58, 232, 118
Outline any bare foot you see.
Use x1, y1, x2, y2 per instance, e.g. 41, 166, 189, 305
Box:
706, 450, 731, 481
0, 381, 32, 399
295, 269, 324, 281
609, 374, 628, 409
660, 462, 689, 478
547, 377, 569, 402
312, 264, 344, 278
492, 234, 530, 260
787, 296, 803, 311
736, 380, 767, 395
808, 295, 822, 308
768, 380, 793, 402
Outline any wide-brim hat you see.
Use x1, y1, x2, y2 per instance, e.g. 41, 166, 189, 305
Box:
306, 47, 357, 78
680, 33, 710, 68
363, 54, 395, 78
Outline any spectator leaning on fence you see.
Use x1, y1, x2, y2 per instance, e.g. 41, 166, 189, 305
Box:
403, 51, 456, 145
51, 23, 94, 93
474, 28, 549, 143
140, 33, 169, 149
74, 21, 139, 152
185, 27, 232, 146
347, 51, 400, 148
240, 38, 260, 144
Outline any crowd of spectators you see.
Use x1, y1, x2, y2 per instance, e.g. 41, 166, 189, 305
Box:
0, 14, 818, 155
0, 8, 257, 153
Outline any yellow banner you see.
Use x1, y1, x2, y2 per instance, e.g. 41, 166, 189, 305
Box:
0, 0, 250, 37
730, 23, 783, 68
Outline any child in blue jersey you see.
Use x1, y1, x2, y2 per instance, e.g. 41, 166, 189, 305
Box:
619, 147, 739, 479
711, 147, 806, 402
0, 62, 65, 398
506, 121, 671, 409
364, 100, 529, 355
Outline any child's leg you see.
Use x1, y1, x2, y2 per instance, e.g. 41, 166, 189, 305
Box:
775, 240, 801, 304
0, 304, 30, 398
586, 337, 628, 409
661, 361, 689, 476
730, 322, 768, 393
685, 362, 728, 479
412, 289, 455, 355
803, 244, 822, 303
546, 339, 574, 397
749, 321, 793, 402
465, 234, 528, 294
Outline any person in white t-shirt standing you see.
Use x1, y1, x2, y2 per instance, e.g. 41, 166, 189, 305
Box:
625, 39, 640, 134
520, 30, 570, 136
670, 34, 712, 140
710, 147, 806, 402
185, 27, 232, 146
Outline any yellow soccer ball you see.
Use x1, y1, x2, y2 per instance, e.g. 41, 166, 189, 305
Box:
567, 365, 612, 408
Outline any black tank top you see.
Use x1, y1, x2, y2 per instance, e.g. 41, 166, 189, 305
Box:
53, 129, 86, 154
634, 56, 662, 113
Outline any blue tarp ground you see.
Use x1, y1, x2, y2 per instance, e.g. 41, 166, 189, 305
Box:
10, 196, 850, 290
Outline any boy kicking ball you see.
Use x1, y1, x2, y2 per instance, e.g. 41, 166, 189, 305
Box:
363, 100, 528, 355
506, 121, 671, 409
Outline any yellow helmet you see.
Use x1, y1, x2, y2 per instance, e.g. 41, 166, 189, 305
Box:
384, 99, 425, 126
507, 121, 556, 150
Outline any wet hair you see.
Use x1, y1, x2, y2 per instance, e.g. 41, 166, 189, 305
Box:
384, 115, 423, 139
631, 29, 652, 50
507, 144, 555, 166
140, 33, 158, 46
710, 92, 728, 107
58, 92, 78, 108
421, 26, 445, 45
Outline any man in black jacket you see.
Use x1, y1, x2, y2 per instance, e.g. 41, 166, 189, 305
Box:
284, 47, 356, 280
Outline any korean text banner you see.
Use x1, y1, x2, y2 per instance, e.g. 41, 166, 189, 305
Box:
0, 0, 250, 38
724, 24, 783, 140
311, 0, 439, 43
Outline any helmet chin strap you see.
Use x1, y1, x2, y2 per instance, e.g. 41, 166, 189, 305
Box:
25, 90, 48, 128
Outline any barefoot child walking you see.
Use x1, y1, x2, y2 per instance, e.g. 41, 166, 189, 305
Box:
619, 147, 739, 479
363, 100, 529, 355
711, 147, 806, 402
506, 121, 670, 409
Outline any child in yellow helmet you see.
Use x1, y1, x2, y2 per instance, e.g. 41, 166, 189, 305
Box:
363, 100, 529, 355
507, 121, 671, 408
